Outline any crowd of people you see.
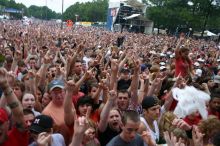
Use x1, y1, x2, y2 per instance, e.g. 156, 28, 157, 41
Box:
0, 20, 220, 146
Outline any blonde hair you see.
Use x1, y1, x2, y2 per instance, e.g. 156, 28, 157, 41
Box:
159, 112, 177, 133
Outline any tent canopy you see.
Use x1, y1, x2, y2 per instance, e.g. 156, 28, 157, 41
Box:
204, 30, 216, 36
193, 30, 217, 37
123, 14, 141, 20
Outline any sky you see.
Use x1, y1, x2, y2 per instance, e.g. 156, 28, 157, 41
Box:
15, 0, 92, 13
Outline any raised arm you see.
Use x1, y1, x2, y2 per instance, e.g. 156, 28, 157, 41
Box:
0, 68, 25, 131
66, 44, 84, 78
70, 116, 88, 146
147, 76, 160, 97
58, 51, 67, 65
36, 53, 53, 87
64, 80, 77, 126
138, 73, 149, 104
91, 82, 103, 104
118, 53, 127, 71
153, 74, 166, 96
75, 67, 93, 88
98, 90, 116, 132
129, 59, 140, 106
11, 50, 22, 72
175, 35, 185, 58
109, 59, 119, 90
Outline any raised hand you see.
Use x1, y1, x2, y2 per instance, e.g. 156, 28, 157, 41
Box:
110, 59, 119, 72
192, 126, 204, 146
39, 50, 44, 58
84, 67, 94, 80
0, 68, 9, 90
74, 116, 89, 135
43, 55, 53, 65
141, 129, 156, 146
108, 90, 117, 101
76, 43, 84, 54
36, 132, 52, 146
7, 71, 16, 87
28, 69, 36, 79
65, 79, 76, 92
172, 118, 192, 131
132, 59, 140, 72
164, 131, 185, 146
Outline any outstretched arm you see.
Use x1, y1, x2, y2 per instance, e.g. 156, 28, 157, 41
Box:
129, 59, 140, 106
0, 68, 25, 132
98, 90, 117, 132
64, 80, 78, 126
69, 116, 88, 146
175, 35, 185, 59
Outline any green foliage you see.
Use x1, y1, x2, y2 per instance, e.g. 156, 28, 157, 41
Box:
63, 0, 108, 22
26, 5, 61, 20
144, 0, 220, 33
0, 0, 60, 19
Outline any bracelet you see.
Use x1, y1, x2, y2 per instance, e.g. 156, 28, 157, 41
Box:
4, 89, 13, 97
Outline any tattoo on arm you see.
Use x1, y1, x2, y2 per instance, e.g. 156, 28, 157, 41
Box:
8, 102, 19, 109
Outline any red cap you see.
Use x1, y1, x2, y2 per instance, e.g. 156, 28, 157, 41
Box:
0, 108, 8, 123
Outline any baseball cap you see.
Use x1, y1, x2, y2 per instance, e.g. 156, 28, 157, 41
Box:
0, 108, 8, 123
30, 115, 53, 134
48, 79, 64, 91
142, 96, 160, 109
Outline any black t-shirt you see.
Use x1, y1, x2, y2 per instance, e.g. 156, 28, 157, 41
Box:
117, 79, 132, 90
98, 125, 122, 146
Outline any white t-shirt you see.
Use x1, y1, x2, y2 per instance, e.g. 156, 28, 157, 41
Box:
83, 56, 92, 68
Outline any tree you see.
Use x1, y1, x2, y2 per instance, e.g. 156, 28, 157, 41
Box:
63, 0, 108, 22
0, 0, 60, 20
143, 0, 220, 34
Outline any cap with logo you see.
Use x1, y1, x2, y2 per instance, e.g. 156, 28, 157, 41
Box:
48, 79, 64, 91
30, 115, 53, 134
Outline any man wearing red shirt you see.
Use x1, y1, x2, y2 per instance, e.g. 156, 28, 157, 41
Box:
0, 68, 28, 146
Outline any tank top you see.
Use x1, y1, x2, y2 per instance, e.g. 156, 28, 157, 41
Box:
140, 117, 160, 143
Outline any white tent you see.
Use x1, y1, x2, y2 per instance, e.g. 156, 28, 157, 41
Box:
193, 30, 217, 37
204, 30, 217, 36
123, 14, 141, 20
